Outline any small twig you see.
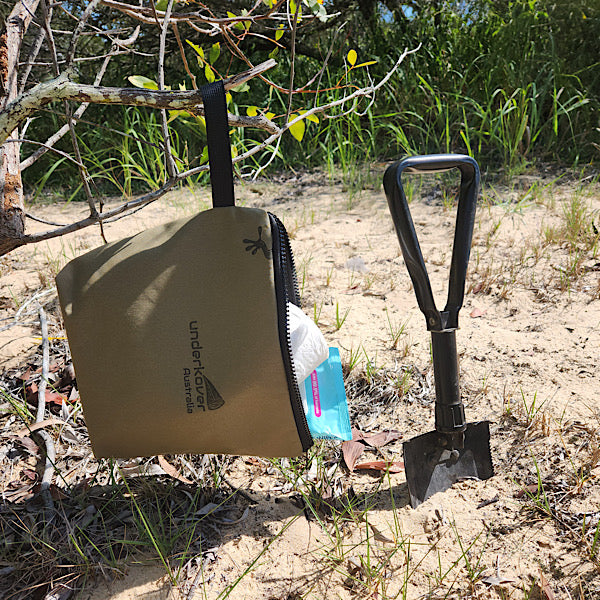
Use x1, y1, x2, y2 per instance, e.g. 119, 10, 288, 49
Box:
66, 0, 102, 68
173, 22, 196, 90
36, 307, 50, 424
11, 288, 57, 324
186, 562, 206, 600
284, 0, 300, 122
21, 30, 139, 171
40, 0, 60, 77
158, 0, 178, 179
25, 212, 68, 227
36, 307, 56, 514
221, 475, 258, 505
66, 105, 99, 219
18, 20, 47, 94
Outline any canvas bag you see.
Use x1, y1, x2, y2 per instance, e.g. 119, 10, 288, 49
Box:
56, 81, 313, 459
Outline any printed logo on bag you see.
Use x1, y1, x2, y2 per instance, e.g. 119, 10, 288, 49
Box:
183, 321, 225, 413
243, 226, 272, 259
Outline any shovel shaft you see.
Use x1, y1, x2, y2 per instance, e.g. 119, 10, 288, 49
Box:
431, 330, 466, 439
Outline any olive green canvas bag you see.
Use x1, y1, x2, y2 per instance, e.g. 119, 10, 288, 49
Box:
56, 82, 313, 459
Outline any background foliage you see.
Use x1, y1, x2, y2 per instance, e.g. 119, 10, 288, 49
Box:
6, 0, 600, 199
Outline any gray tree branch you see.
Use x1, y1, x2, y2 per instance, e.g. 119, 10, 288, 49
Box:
0, 59, 280, 146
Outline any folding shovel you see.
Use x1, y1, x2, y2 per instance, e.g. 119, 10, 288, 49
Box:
383, 154, 494, 508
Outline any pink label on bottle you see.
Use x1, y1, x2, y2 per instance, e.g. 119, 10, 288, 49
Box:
310, 371, 321, 417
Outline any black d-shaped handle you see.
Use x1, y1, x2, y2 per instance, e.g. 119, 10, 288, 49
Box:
383, 154, 480, 332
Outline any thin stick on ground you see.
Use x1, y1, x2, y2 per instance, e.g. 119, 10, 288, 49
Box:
36, 306, 56, 514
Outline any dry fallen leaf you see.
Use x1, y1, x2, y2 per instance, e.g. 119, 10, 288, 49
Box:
14, 436, 39, 455
342, 440, 365, 472
32, 483, 68, 500
515, 484, 539, 498
471, 281, 485, 294
351, 428, 402, 448
481, 575, 516, 586
540, 571, 555, 600
157, 455, 194, 485
368, 522, 395, 543
17, 418, 65, 437
44, 582, 74, 600
353, 460, 404, 473
361, 431, 403, 448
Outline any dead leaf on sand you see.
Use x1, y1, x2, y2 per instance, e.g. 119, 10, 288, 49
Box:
352, 428, 403, 447
343, 428, 403, 471
157, 455, 194, 485
353, 460, 404, 473
342, 439, 365, 471
16, 417, 65, 437
540, 571, 555, 600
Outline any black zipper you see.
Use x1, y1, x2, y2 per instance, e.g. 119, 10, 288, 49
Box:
269, 213, 313, 452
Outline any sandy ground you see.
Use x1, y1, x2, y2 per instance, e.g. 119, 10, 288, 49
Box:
1, 171, 599, 599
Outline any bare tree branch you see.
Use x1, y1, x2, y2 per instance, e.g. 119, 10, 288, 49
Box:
0, 59, 280, 146
66, 0, 102, 68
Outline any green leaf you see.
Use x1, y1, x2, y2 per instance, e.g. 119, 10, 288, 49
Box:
288, 115, 305, 141
289, 0, 302, 20
269, 47, 279, 59
231, 82, 250, 93
167, 109, 191, 123
186, 40, 204, 62
347, 49, 357, 67
195, 116, 207, 136
246, 106, 258, 116
205, 64, 215, 83
299, 109, 319, 123
275, 28, 284, 41
209, 42, 220, 65
228, 10, 249, 30
226, 92, 232, 105
353, 60, 377, 68
315, 4, 328, 22
128, 75, 158, 90
199, 146, 209, 165
265, 112, 275, 121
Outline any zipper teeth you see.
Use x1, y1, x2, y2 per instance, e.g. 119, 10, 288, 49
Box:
271, 213, 301, 306
269, 213, 313, 451
285, 230, 301, 306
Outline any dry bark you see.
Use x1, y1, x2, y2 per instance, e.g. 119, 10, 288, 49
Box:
0, 0, 40, 255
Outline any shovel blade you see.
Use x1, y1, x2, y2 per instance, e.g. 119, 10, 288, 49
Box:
403, 421, 493, 508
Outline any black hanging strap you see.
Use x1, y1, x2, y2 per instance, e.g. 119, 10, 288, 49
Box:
201, 81, 235, 208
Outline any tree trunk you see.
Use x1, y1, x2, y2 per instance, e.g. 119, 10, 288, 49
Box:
0, 0, 40, 255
